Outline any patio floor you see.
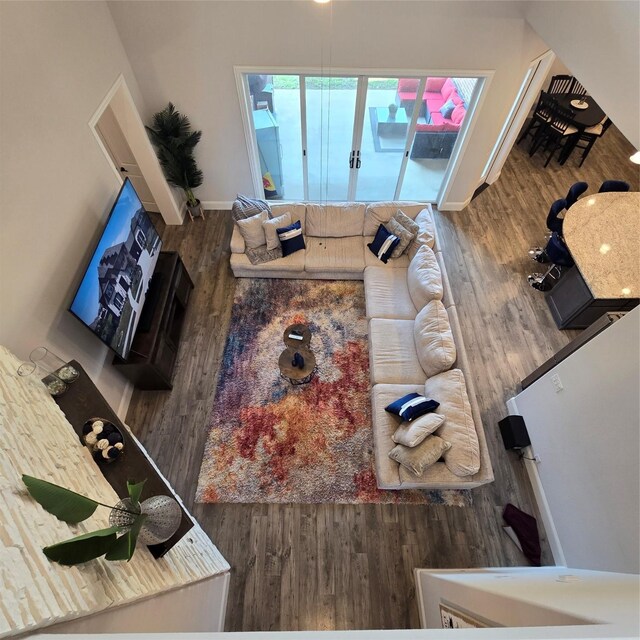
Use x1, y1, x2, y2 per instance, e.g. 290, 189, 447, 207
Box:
263, 88, 451, 202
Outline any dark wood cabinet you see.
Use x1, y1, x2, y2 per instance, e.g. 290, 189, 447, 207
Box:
113, 252, 193, 389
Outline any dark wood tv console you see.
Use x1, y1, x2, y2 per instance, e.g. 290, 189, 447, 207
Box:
113, 251, 193, 390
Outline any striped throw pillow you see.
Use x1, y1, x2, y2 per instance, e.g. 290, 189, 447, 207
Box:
277, 220, 305, 256
385, 392, 440, 422
367, 224, 400, 264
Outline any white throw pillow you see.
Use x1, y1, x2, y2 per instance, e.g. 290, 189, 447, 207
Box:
263, 212, 292, 251
424, 369, 480, 477
392, 413, 445, 447
407, 245, 443, 310
414, 300, 456, 377
235, 210, 269, 249
388, 435, 451, 476
407, 208, 436, 259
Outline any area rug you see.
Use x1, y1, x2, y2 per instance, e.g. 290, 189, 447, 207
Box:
196, 278, 470, 506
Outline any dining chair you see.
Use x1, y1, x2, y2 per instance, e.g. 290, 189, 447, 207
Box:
518, 91, 557, 149
530, 104, 578, 167
598, 180, 630, 193
565, 182, 589, 208
570, 78, 588, 97
569, 118, 612, 166
548, 75, 573, 94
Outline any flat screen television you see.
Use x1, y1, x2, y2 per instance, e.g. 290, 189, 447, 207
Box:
70, 178, 162, 360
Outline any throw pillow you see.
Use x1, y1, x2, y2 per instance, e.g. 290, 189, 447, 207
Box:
277, 220, 306, 256
232, 194, 270, 222
407, 245, 443, 310
367, 224, 400, 264
385, 392, 439, 422
414, 300, 457, 377
246, 245, 283, 265
451, 104, 466, 126
263, 212, 292, 251
236, 210, 269, 249
407, 208, 436, 259
424, 369, 480, 477
386, 217, 415, 259
439, 99, 455, 119
388, 435, 451, 476
392, 413, 445, 447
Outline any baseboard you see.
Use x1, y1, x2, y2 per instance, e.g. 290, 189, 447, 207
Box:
506, 397, 566, 567
201, 200, 233, 210
438, 196, 473, 211
116, 381, 134, 422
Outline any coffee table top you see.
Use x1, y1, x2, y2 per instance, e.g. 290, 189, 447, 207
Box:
283, 323, 311, 348
278, 347, 316, 382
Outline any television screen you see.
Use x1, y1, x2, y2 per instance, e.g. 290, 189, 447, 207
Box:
70, 178, 162, 360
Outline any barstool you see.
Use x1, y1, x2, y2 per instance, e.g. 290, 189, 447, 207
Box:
528, 233, 574, 291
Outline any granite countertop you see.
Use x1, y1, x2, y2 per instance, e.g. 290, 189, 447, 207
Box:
0, 346, 229, 638
563, 192, 640, 300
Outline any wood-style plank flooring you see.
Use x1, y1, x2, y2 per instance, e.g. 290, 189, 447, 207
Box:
126, 126, 639, 631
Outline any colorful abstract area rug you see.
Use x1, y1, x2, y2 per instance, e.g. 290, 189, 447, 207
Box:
196, 279, 470, 506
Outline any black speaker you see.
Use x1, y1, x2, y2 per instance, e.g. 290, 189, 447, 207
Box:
498, 415, 531, 450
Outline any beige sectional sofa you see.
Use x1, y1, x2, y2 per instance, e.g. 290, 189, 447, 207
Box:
230, 201, 494, 491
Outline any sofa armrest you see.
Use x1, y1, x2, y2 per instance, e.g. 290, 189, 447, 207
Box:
230, 225, 245, 254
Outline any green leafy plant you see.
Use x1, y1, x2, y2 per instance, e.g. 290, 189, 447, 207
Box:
145, 103, 203, 207
22, 475, 147, 566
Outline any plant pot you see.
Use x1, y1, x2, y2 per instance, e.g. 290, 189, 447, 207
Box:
186, 199, 204, 220
109, 496, 182, 545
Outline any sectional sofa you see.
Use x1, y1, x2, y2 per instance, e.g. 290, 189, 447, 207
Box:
230, 201, 494, 490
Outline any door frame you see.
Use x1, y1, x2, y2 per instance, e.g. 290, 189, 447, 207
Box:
88, 75, 182, 224
234, 66, 493, 204
480, 50, 556, 186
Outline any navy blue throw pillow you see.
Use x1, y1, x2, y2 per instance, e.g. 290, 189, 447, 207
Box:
439, 99, 455, 119
277, 220, 305, 256
367, 224, 400, 264
385, 393, 440, 422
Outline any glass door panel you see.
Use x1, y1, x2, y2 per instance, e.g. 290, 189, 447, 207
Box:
248, 74, 304, 201
400, 77, 479, 201
305, 76, 358, 201
355, 78, 415, 201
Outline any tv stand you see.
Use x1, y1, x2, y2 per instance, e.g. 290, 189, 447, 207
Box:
113, 251, 193, 389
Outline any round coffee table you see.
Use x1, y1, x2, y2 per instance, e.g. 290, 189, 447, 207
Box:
283, 323, 312, 348
278, 347, 316, 385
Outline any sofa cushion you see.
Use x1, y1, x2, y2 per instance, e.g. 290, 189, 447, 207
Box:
424, 369, 480, 477
230, 225, 246, 254
407, 245, 443, 310
407, 207, 436, 258
277, 220, 306, 256
369, 319, 426, 385
270, 203, 307, 234
426, 96, 446, 115
364, 239, 411, 268
435, 251, 454, 308
414, 300, 456, 378
386, 217, 415, 258
235, 210, 269, 249
451, 104, 466, 126
371, 384, 425, 488
230, 250, 305, 274
367, 224, 400, 264
364, 202, 427, 237
392, 413, 445, 447
389, 436, 451, 476
231, 194, 270, 222
305, 236, 365, 273
364, 267, 417, 319
263, 212, 292, 250
441, 78, 457, 102
425, 77, 447, 92
306, 203, 365, 237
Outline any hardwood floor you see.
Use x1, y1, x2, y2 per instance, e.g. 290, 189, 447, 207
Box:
126, 125, 639, 631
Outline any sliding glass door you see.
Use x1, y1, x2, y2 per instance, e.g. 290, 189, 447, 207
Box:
241, 72, 480, 202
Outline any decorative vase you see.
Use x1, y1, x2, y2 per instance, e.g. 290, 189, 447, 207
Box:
186, 199, 204, 220
388, 103, 398, 120
109, 495, 182, 545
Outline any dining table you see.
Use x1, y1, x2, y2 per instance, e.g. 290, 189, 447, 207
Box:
545, 192, 640, 329
554, 93, 606, 129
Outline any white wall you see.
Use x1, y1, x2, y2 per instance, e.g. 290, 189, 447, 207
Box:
525, 0, 640, 149
0, 1, 146, 411
107, 0, 550, 207
511, 309, 640, 574
417, 567, 640, 636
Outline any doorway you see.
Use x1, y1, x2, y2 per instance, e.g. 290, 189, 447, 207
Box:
237, 71, 483, 203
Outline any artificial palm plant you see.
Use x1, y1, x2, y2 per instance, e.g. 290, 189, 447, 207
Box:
146, 103, 204, 216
